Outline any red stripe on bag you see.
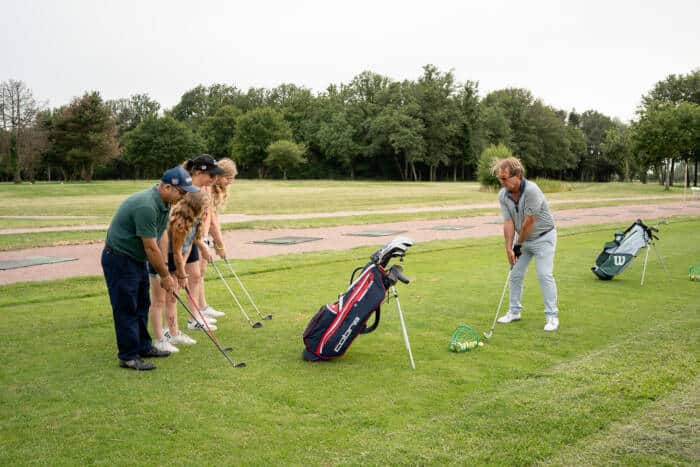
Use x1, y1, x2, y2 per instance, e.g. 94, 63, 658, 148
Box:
317, 270, 374, 354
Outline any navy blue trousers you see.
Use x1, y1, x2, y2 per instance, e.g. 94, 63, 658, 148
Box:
101, 248, 152, 361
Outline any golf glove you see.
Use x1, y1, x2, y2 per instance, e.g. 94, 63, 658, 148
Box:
513, 244, 522, 258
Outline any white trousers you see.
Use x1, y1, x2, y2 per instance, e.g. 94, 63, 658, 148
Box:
509, 229, 559, 317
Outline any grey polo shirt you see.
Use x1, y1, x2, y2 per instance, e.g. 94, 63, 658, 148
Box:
498, 179, 555, 240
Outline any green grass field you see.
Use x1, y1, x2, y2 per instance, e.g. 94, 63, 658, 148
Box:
1, 220, 698, 465
0, 179, 692, 251
0, 179, 686, 218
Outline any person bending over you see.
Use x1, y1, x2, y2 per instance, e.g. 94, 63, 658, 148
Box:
493, 157, 560, 332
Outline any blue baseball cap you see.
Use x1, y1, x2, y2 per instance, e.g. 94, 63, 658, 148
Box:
161, 166, 199, 192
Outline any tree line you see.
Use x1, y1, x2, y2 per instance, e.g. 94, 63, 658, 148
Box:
1, 65, 698, 186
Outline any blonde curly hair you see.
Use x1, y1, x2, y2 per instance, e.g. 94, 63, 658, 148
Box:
211, 158, 238, 212
169, 191, 210, 242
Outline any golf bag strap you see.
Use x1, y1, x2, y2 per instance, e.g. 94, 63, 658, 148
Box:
360, 308, 381, 334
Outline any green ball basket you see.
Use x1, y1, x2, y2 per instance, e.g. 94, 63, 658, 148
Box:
448, 324, 481, 353
690, 264, 700, 282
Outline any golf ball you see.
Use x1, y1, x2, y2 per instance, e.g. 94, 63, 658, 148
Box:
478, 341, 484, 347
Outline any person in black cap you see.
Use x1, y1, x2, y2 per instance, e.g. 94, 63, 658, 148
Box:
102, 166, 199, 370
149, 155, 225, 345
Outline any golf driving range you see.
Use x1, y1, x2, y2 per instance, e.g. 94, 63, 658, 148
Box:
1, 196, 698, 464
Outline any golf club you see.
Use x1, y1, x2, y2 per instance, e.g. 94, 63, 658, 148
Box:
172, 291, 246, 368
483, 266, 512, 340
210, 260, 263, 328
224, 258, 272, 320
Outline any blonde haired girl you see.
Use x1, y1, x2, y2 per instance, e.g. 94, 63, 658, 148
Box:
148, 190, 211, 352
195, 157, 238, 319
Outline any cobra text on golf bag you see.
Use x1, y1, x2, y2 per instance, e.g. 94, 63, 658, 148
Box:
302, 236, 414, 364
591, 219, 658, 280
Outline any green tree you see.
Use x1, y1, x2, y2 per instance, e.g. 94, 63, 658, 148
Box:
477, 144, 513, 189
415, 64, 461, 181
122, 116, 205, 179
601, 123, 633, 181
200, 105, 241, 159
231, 107, 292, 178
106, 94, 160, 137
632, 102, 700, 189
43, 92, 118, 181
264, 140, 307, 179
578, 110, 616, 181
454, 80, 484, 181
169, 84, 242, 129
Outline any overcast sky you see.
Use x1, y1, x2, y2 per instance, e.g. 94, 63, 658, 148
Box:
2, 0, 698, 122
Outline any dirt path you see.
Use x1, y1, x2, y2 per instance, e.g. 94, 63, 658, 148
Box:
0, 195, 690, 235
1, 200, 698, 285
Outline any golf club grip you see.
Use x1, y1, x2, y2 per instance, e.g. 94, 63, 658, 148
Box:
396, 270, 410, 284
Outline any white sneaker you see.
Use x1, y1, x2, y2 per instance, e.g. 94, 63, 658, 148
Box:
153, 337, 179, 353
187, 320, 218, 331
497, 311, 522, 324
544, 316, 559, 332
168, 331, 197, 345
202, 305, 225, 318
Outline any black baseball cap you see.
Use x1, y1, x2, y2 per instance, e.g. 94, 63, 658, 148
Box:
191, 154, 224, 175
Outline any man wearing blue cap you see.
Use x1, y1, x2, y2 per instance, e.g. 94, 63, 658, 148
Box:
102, 167, 199, 370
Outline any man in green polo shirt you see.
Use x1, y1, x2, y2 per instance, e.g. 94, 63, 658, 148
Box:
102, 166, 199, 370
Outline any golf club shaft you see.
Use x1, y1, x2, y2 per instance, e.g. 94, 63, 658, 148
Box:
392, 286, 415, 370
184, 287, 219, 341
487, 267, 512, 336
172, 292, 242, 369
224, 258, 267, 319
210, 260, 257, 326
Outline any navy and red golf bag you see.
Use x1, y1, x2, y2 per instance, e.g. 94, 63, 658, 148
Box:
302, 237, 413, 362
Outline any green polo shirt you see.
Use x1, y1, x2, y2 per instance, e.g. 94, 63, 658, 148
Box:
105, 185, 170, 262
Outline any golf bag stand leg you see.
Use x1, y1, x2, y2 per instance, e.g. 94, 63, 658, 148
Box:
651, 243, 671, 279
641, 245, 651, 286
391, 286, 416, 370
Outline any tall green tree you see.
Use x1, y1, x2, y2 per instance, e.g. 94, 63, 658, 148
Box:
231, 107, 292, 178
578, 110, 616, 181
200, 105, 241, 159
43, 92, 118, 181
106, 94, 160, 137
415, 64, 461, 181
601, 123, 633, 181
264, 140, 307, 179
169, 84, 242, 129
122, 116, 205, 179
632, 102, 700, 189
454, 80, 484, 180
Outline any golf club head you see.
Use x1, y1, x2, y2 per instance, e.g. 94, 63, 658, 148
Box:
262, 314, 273, 320
234, 362, 247, 368
482, 330, 493, 340
251, 321, 263, 328
371, 236, 414, 267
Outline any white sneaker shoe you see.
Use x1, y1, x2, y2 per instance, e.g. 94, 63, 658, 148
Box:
168, 330, 197, 345
544, 316, 559, 332
187, 320, 218, 331
153, 337, 179, 353
497, 311, 522, 324
202, 305, 225, 318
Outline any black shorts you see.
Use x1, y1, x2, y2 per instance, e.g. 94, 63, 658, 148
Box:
147, 244, 200, 276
